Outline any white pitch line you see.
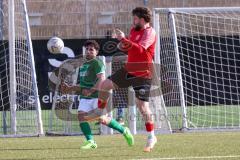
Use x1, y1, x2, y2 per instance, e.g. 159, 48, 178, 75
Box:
132, 155, 240, 160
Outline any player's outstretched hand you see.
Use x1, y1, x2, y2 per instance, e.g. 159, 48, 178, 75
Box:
60, 82, 72, 94
115, 29, 125, 41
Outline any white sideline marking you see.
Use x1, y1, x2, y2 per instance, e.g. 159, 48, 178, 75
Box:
132, 155, 240, 160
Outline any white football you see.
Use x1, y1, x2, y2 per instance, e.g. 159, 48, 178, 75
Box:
47, 36, 64, 54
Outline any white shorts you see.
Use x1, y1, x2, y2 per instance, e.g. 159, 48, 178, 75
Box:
78, 98, 98, 112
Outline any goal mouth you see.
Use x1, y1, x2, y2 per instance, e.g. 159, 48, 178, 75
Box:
153, 7, 240, 131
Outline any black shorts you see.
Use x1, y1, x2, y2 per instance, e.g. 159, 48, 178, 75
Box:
108, 68, 152, 102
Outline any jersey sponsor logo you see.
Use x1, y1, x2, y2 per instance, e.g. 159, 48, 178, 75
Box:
80, 64, 89, 77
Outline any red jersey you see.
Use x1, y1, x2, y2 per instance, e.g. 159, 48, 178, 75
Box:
121, 27, 156, 78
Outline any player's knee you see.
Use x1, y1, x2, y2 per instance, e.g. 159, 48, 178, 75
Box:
100, 120, 107, 125
101, 79, 115, 90
138, 105, 150, 115
99, 115, 111, 125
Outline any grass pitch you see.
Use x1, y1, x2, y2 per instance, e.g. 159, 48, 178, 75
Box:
1, 132, 240, 160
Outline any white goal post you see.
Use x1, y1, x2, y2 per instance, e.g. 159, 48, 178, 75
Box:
153, 7, 240, 131
0, 0, 43, 137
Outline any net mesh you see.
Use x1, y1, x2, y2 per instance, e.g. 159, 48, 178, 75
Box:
156, 8, 240, 130
0, 0, 42, 136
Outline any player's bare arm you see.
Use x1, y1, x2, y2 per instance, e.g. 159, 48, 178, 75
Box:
60, 82, 81, 94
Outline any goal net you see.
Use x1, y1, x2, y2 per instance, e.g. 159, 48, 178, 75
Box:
153, 7, 240, 131
0, 0, 43, 137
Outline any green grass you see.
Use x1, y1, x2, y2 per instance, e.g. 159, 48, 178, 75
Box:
0, 110, 100, 135
1, 105, 240, 134
187, 105, 240, 128
1, 132, 240, 160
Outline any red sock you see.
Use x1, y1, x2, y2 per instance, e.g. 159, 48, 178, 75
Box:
145, 122, 154, 132
98, 99, 107, 109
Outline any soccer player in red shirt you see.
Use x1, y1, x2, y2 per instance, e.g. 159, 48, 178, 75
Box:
98, 7, 157, 152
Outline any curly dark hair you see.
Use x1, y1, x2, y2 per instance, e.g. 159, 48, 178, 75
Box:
84, 40, 100, 51
132, 7, 152, 23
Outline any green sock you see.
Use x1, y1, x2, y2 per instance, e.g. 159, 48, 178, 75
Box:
107, 119, 125, 134
80, 122, 93, 141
